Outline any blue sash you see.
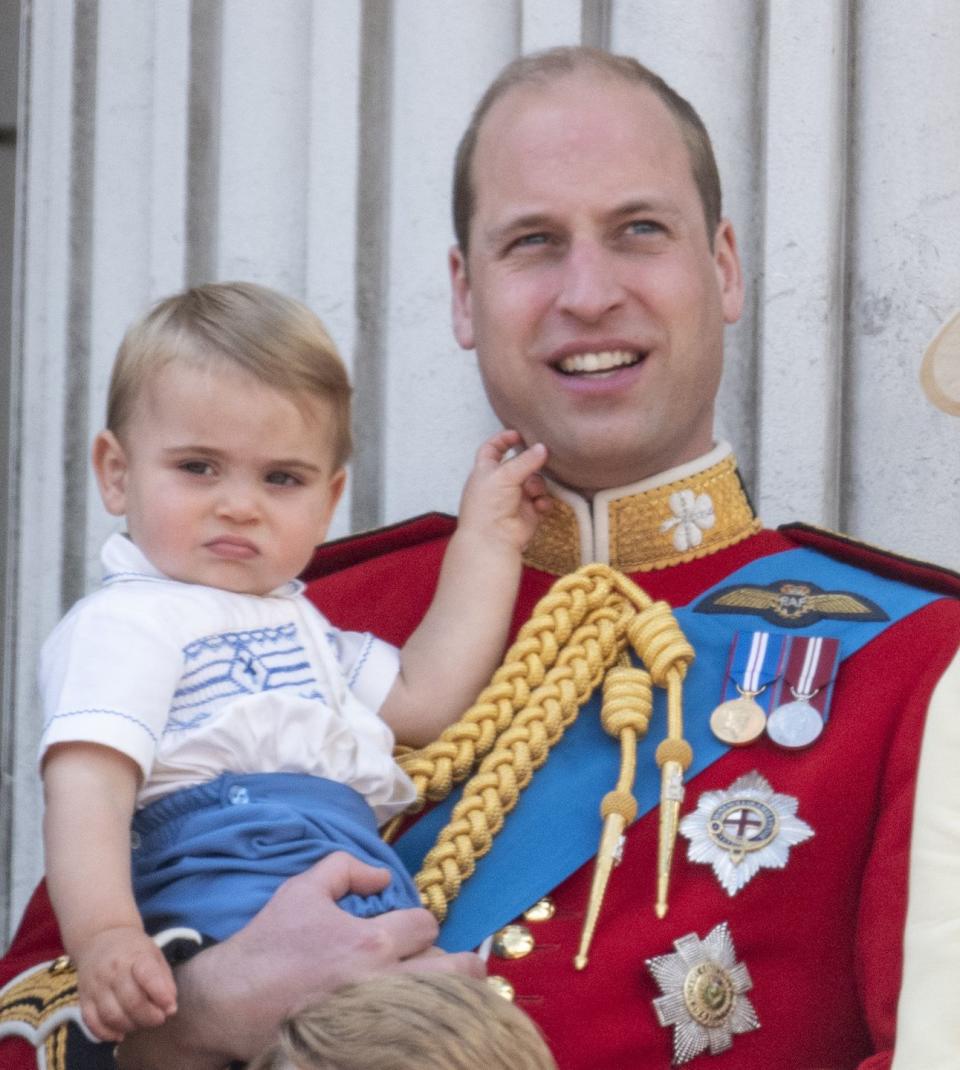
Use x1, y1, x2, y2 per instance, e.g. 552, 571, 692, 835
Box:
395, 547, 941, 951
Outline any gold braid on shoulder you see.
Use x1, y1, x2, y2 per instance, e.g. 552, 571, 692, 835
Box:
391, 563, 694, 960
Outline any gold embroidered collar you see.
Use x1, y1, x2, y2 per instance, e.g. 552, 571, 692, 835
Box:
523, 443, 761, 575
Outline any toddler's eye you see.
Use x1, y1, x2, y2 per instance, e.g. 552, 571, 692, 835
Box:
265, 471, 300, 487
180, 460, 213, 476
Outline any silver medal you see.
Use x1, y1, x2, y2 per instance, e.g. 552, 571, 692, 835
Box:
766, 698, 823, 750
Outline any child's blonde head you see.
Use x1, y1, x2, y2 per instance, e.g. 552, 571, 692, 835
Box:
247, 973, 557, 1070
108, 282, 352, 468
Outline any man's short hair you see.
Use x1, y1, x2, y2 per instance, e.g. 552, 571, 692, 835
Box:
452, 45, 722, 256
108, 281, 353, 469
246, 973, 557, 1070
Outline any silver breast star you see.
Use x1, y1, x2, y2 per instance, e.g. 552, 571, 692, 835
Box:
647, 921, 760, 1065
679, 771, 814, 896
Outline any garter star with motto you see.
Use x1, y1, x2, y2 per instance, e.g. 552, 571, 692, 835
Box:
647, 921, 759, 1065
679, 771, 814, 895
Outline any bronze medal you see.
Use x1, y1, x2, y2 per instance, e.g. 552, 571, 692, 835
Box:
709, 695, 766, 746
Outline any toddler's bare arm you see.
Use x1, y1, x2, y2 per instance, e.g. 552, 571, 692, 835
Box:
381, 430, 549, 746
43, 743, 177, 1042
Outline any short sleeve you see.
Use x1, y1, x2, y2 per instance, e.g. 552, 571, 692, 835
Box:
325, 628, 400, 714
38, 589, 185, 779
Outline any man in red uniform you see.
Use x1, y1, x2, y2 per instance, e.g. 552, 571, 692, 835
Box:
1, 46, 958, 1070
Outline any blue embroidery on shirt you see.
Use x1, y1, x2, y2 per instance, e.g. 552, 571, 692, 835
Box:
45, 708, 159, 742
347, 633, 374, 689
171, 623, 319, 725
165, 711, 212, 732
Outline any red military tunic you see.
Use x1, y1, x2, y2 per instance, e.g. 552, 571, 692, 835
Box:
1, 449, 958, 1069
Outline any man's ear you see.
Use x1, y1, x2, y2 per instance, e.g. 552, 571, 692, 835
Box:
91, 430, 129, 516
449, 245, 476, 350
714, 219, 744, 326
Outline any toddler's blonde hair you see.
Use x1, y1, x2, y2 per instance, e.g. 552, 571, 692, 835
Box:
107, 281, 352, 468
247, 973, 557, 1070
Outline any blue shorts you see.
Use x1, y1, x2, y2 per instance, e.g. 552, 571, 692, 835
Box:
131, 772, 420, 942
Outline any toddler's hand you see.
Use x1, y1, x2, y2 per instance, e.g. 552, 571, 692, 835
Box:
74, 925, 178, 1043
459, 430, 550, 551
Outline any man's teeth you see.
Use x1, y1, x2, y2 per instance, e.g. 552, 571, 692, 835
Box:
557, 350, 640, 374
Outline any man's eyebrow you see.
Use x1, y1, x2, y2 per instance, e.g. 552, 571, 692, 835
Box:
612, 198, 683, 218
484, 213, 557, 245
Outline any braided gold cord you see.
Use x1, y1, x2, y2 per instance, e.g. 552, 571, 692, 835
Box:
415, 604, 628, 919
398, 567, 627, 805
403, 564, 695, 924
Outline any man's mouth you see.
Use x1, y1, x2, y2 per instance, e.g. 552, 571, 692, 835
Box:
555, 349, 644, 377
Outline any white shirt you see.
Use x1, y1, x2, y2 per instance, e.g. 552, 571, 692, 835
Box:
38, 533, 416, 823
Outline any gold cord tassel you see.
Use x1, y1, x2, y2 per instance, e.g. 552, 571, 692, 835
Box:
626, 604, 694, 917
574, 658, 651, 969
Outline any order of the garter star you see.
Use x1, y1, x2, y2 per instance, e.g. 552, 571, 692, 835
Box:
679, 771, 814, 896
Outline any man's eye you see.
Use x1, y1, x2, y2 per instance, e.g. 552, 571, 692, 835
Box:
626, 219, 663, 236
265, 471, 300, 487
180, 460, 213, 476
509, 232, 550, 251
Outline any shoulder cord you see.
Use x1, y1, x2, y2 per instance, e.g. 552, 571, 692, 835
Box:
394, 563, 694, 942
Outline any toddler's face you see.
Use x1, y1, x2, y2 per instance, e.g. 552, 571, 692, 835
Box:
94, 360, 345, 595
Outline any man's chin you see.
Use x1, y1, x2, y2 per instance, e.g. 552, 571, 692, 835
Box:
544, 437, 711, 497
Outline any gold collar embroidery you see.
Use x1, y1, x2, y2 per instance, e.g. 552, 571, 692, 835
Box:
523, 450, 761, 575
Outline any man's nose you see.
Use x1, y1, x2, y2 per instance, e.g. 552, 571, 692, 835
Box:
554, 239, 625, 322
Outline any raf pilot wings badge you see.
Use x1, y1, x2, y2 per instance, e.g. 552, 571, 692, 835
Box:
694, 579, 889, 629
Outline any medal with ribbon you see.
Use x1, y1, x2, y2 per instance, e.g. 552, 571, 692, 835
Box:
709, 631, 786, 746
766, 636, 841, 749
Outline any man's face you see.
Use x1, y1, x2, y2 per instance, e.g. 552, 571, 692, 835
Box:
450, 73, 743, 494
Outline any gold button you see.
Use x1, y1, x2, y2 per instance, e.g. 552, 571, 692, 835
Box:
523, 897, 556, 923
492, 923, 535, 960
486, 975, 516, 1001
49, 955, 73, 975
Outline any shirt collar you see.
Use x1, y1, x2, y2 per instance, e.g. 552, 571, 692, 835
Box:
522, 442, 762, 574
99, 532, 304, 597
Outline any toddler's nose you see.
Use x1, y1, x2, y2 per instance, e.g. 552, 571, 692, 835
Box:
216, 484, 261, 523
